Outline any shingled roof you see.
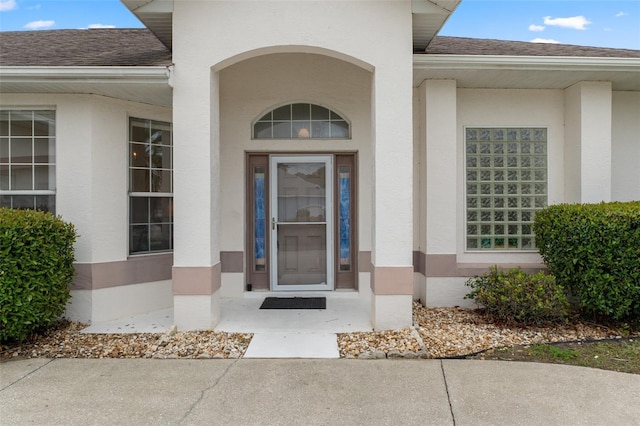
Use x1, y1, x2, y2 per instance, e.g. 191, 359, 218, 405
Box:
1, 30, 638, 68
426, 36, 640, 58
0, 28, 172, 66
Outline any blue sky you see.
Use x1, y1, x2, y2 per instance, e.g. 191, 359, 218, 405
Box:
1, 0, 639, 49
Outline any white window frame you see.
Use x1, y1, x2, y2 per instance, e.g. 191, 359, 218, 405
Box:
128, 117, 173, 255
0, 108, 56, 213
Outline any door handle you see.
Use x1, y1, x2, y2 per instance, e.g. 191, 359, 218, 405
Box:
272, 217, 276, 230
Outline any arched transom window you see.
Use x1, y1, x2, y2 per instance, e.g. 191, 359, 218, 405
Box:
253, 103, 350, 139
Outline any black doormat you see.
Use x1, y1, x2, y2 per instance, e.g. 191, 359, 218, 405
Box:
259, 297, 326, 310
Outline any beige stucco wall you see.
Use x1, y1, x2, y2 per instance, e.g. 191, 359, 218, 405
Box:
612, 91, 640, 201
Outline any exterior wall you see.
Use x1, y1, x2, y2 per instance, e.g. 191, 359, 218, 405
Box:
612, 91, 640, 201
414, 87, 565, 306
564, 82, 612, 203
173, 0, 414, 329
1, 93, 173, 322
218, 53, 373, 295
416, 84, 638, 307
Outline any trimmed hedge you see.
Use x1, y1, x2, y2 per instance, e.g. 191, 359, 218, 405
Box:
465, 266, 570, 325
0, 208, 78, 343
534, 201, 640, 320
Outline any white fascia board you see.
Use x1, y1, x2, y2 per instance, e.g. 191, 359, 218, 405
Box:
0, 66, 172, 85
413, 55, 640, 72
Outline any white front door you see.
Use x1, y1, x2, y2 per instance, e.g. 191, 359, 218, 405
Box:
270, 155, 333, 291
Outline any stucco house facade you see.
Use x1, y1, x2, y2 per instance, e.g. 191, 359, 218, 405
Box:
1, 0, 639, 330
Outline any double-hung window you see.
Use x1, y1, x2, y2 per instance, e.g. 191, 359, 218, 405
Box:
465, 127, 547, 250
129, 118, 173, 254
0, 109, 56, 213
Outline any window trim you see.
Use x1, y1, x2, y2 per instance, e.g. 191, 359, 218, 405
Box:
0, 107, 56, 213
128, 116, 174, 256
463, 126, 549, 253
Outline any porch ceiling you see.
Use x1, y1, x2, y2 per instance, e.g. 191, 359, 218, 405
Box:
413, 55, 640, 91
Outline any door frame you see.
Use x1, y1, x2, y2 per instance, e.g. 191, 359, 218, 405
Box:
269, 154, 334, 291
245, 152, 358, 292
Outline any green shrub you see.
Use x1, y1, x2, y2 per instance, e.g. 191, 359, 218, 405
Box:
465, 266, 570, 325
0, 208, 78, 343
534, 202, 640, 320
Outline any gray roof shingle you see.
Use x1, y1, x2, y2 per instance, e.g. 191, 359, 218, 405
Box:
1, 30, 638, 68
0, 28, 172, 66
425, 36, 640, 58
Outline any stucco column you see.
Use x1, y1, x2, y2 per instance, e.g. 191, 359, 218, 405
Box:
564, 81, 612, 203
419, 79, 459, 304
172, 67, 222, 330
370, 63, 414, 330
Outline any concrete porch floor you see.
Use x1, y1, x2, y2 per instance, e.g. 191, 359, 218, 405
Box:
81, 291, 371, 358
218, 291, 372, 333
82, 291, 372, 334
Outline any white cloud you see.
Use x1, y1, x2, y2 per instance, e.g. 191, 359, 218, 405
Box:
615, 11, 628, 17
543, 15, 591, 30
0, 0, 17, 12
530, 38, 561, 44
24, 19, 55, 29
528, 24, 545, 32
27, 4, 41, 10
88, 23, 116, 29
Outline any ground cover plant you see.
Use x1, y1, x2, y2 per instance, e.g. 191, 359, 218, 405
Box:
464, 266, 570, 325
0, 208, 77, 344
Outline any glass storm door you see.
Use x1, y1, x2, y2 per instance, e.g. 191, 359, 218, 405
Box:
270, 155, 333, 291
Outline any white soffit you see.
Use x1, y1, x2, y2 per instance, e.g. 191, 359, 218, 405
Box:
121, 0, 173, 49
413, 55, 640, 91
0, 66, 173, 107
412, 0, 461, 51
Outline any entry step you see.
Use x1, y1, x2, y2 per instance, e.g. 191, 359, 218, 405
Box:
244, 332, 339, 358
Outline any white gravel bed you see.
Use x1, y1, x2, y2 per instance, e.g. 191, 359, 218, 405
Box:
1, 303, 631, 361
337, 302, 628, 359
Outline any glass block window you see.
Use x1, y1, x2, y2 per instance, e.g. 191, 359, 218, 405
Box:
0, 109, 56, 213
253, 103, 350, 139
465, 127, 547, 251
129, 118, 173, 254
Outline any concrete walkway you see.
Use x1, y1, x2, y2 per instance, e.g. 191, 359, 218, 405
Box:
2, 358, 639, 425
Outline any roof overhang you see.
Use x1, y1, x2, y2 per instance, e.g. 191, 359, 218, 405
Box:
413, 55, 640, 91
0, 66, 173, 107
121, 0, 173, 49
412, 0, 461, 51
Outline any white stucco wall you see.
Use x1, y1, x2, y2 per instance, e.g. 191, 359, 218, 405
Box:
1, 93, 172, 263
612, 91, 640, 201
172, 0, 414, 269
455, 89, 564, 264
564, 81, 613, 203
